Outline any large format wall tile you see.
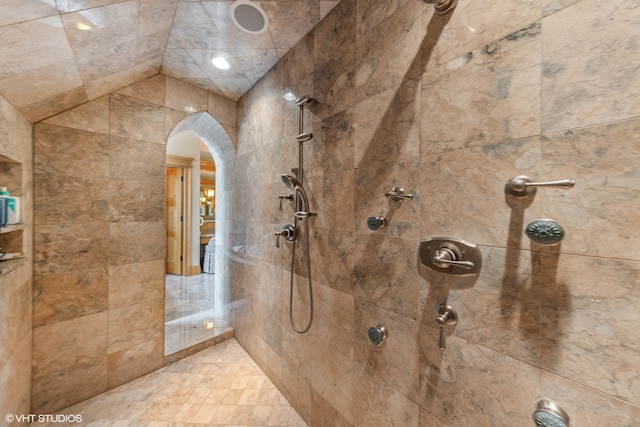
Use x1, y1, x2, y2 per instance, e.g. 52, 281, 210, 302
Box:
542, 0, 640, 132
540, 119, 640, 260
540, 252, 640, 405
420, 332, 539, 426
421, 23, 541, 154
419, 136, 542, 249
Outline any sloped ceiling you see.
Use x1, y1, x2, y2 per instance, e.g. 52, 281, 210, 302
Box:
0, 0, 340, 122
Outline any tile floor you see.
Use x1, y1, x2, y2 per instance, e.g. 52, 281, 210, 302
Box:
165, 273, 232, 355
32, 338, 307, 426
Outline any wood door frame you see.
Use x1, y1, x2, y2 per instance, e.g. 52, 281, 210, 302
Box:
166, 155, 196, 276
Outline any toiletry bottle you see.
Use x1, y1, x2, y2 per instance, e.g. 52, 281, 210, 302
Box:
0, 197, 6, 227
0, 187, 20, 225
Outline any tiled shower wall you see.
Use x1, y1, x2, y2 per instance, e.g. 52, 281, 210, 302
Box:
228, 0, 640, 425
31, 75, 236, 413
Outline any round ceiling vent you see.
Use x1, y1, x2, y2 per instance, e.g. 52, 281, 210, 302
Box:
230, 0, 269, 34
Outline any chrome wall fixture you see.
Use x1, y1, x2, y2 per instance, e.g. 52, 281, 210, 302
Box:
436, 304, 458, 351
367, 216, 387, 231
526, 219, 565, 246
419, 237, 483, 276
533, 399, 570, 427
423, 0, 457, 14
385, 187, 414, 201
279, 94, 317, 334
505, 175, 575, 198
368, 325, 388, 346
274, 223, 295, 248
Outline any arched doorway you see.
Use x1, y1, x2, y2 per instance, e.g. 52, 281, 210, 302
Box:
164, 112, 235, 355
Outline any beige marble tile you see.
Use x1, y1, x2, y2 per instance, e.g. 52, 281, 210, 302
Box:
35, 173, 108, 225
313, 44, 356, 120
20, 85, 90, 123
32, 311, 107, 379
355, 157, 420, 238
109, 179, 164, 222
419, 136, 542, 248
309, 229, 357, 296
354, 77, 421, 169
284, 32, 314, 88
34, 267, 108, 327
108, 339, 164, 389
305, 166, 355, 233
424, 0, 542, 71
34, 222, 109, 274
353, 364, 419, 427
421, 23, 541, 153
311, 284, 354, 359
311, 335, 354, 423
165, 76, 208, 113
208, 91, 237, 131
419, 407, 447, 427
109, 260, 164, 310
108, 299, 163, 354
34, 123, 110, 178
0, 16, 74, 77
169, 2, 227, 50
355, 0, 424, 102
354, 299, 420, 402
0, 0, 59, 27
356, 0, 412, 39
354, 234, 420, 320
117, 74, 166, 107
540, 252, 640, 405
264, 0, 321, 52
0, 58, 84, 109
540, 119, 640, 260
136, 30, 170, 65
420, 330, 539, 425
108, 221, 165, 266
543, 0, 581, 15
43, 95, 110, 134
110, 93, 166, 143
55, 0, 124, 13
314, 0, 355, 67
109, 136, 165, 180
542, 0, 640, 132
541, 370, 640, 425
311, 389, 353, 427
84, 67, 137, 101
138, 0, 178, 38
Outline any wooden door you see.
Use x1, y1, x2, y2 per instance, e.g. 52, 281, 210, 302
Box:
166, 166, 183, 275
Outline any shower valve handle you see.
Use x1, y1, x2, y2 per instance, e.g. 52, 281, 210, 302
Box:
505, 175, 575, 198
278, 193, 293, 211
436, 305, 458, 351
275, 224, 295, 248
433, 248, 474, 270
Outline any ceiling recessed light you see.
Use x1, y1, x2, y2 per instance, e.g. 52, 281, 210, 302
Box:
230, 0, 269, 34
76, 22, 92, 30
211, 56, 230, 70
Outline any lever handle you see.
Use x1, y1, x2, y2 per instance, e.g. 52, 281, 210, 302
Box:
279, 193, 293, 211
275, 224, 295, 247
433, 248, 474, 270
436, 305, 457, 351
505, 175, 575, 197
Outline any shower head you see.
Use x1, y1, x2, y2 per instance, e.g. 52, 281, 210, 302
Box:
281, 173, 300, 190
296, 132, 313, 142
281, 173, 311, 214
533, 399, 569, 427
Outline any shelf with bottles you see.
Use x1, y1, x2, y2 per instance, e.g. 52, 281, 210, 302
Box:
0, 151, 26, 276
